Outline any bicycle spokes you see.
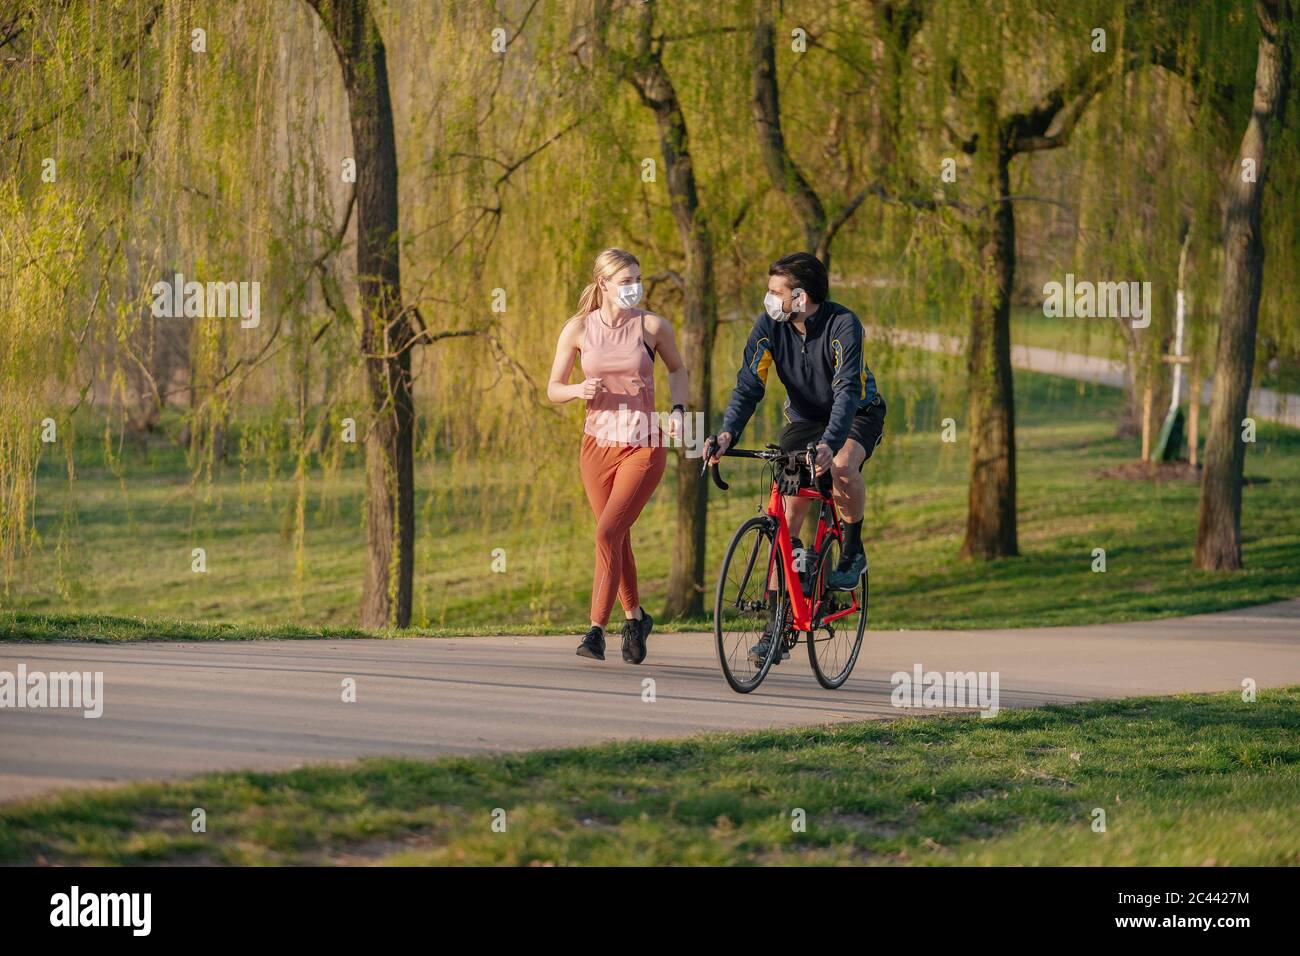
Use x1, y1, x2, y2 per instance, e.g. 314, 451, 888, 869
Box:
714, 518, 785, 693
806, 536, 868, 689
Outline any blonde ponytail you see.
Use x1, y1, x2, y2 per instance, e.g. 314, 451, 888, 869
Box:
568, 247, 640, 324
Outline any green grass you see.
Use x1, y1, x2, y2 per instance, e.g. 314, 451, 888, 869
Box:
1001, 306, 1123, 361
0, 612, 372, 642
4, 350, 1298, 638
0, 610, 718, 642
2, 687, 1297, 866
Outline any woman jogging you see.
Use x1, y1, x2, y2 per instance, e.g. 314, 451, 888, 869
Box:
547, 248, 689, 664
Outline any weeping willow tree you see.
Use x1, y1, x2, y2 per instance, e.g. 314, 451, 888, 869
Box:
303, 0, 418, 627
0, 2, 169, 587
1196, 0, 1295, 570
1001, 21, 1212, 450
1045, 0, 1300, 570
1, 1, 368, 612
890, 0, 1210, 559
350, 0, 930, 625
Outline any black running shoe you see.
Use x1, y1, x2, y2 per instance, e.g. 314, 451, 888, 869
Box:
621, 608, 653, 664
749, 633, 791, 665
827, 551, 866, 591
748, 608, 790, 665
576, 626, 605, 660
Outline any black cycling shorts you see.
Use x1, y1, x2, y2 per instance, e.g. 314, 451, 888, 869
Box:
778, 398, 886, 471
774, 400, 889, 496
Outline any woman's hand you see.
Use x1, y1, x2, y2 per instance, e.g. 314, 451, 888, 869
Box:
666, 407, 683, 440
579, 377, 604, 400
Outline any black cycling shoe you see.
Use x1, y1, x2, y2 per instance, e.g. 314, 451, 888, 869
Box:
827, 550, 866, 591
621, 608, 653, 664
749, 634, 791, 665
576, 626, 606, 661
748, 610, 790, 666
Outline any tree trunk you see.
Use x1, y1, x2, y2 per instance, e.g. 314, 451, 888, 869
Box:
961, 109, 1018, 560
1195, 0, 1291, 571
750, 0, 918, 270
955, 34, 1116, 558
307, 0, 414, 626
668, 245, 714, 620
627, 4, 716, 619
749, 1, 826, 260
869, 1, 921, 187
1111, 316, 1145, 437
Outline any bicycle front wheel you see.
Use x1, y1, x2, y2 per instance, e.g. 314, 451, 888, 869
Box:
807, 536, 868, 689
714, 516, 786, 694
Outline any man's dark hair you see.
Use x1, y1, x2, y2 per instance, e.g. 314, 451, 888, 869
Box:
769, 252, 828, 304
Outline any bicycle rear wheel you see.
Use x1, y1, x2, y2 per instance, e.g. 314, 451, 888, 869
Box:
714, 516, 786, 694
806, 535, 868, 689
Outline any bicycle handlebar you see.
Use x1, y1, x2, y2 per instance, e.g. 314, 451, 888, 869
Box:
700, 435, 816, 492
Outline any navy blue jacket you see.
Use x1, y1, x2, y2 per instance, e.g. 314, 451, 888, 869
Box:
719, 300, 881, 453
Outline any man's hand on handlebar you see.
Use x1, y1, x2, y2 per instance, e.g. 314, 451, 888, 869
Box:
812, 441, 833, 477
707, 431, 732, 466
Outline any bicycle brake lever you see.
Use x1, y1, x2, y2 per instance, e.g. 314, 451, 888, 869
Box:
701, 435, 729, 490
700, 436, 715, 477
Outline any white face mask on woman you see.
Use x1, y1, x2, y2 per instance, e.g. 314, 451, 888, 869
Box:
613, 281, 643, 309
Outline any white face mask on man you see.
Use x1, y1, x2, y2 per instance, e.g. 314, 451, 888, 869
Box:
612, 280, 643, 309
764, 288, 805, 323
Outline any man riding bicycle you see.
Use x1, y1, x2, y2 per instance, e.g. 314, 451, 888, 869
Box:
708, 253, 885, 659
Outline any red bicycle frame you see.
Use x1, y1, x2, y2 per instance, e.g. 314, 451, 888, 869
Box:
765, 480, 862, 632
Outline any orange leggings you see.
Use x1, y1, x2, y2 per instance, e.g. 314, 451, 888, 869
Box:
579, 436, 668, 628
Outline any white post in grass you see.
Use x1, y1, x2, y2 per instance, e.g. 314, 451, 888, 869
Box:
1169, 227, 1191, 414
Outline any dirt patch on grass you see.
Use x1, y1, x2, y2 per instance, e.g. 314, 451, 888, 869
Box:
1098, 461, 1201, 482
305, 828, 445, 865
1099, 461, 1273, 485
824, 812, 908, 839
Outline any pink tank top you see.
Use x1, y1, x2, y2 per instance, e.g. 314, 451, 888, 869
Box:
580, 309, 656, 447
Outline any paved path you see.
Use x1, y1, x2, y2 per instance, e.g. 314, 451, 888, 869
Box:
864, 326, 1300, 428
3, 598, 1298, 804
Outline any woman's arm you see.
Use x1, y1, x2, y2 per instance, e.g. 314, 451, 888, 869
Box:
547, 319, 602, 404
646, 313, 689, 410
646, 315, 690, 441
